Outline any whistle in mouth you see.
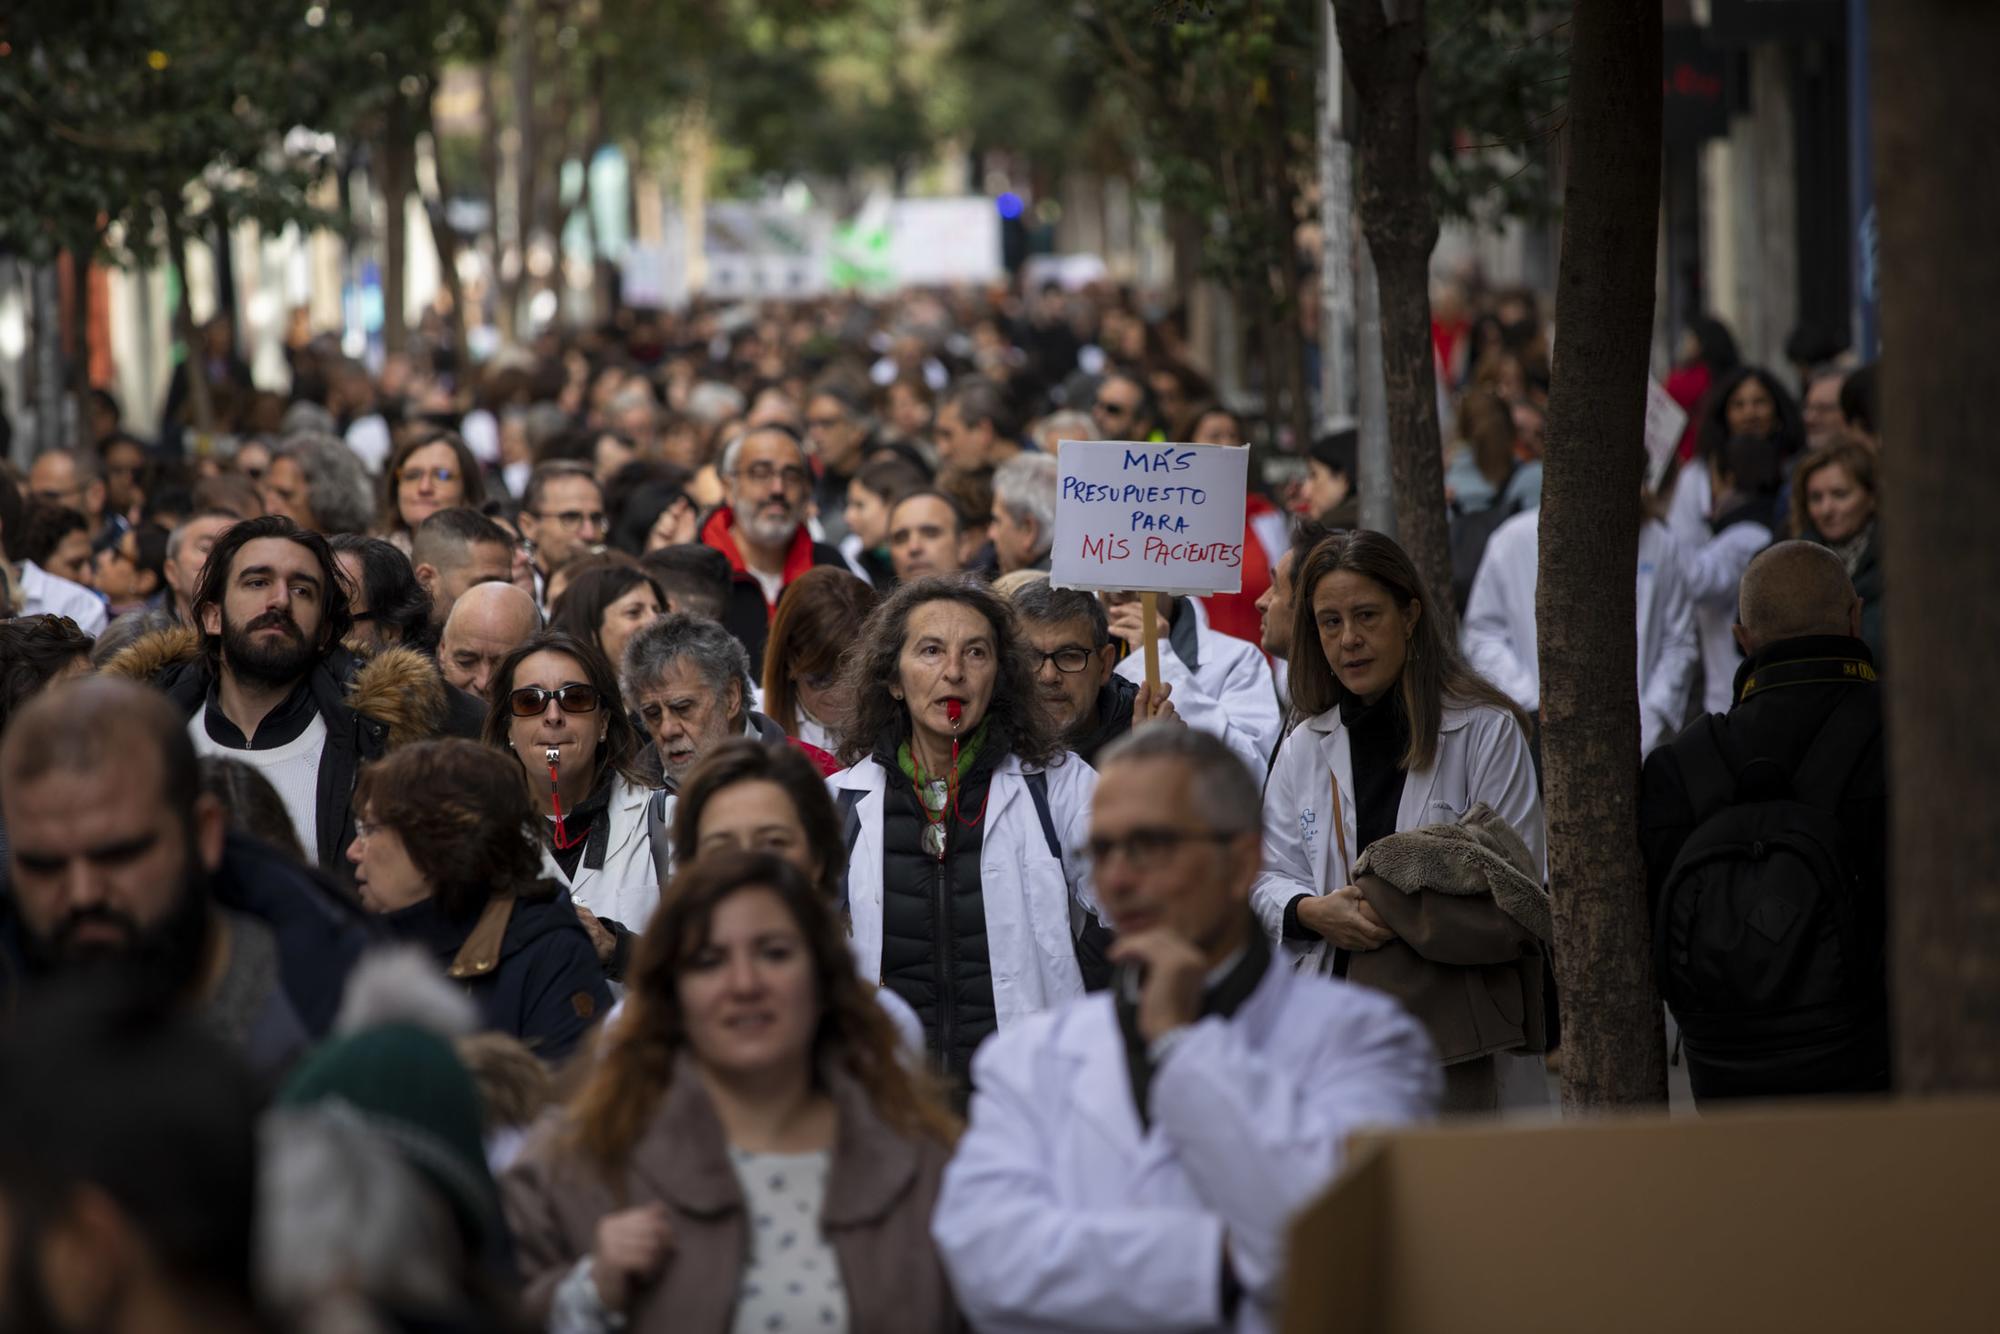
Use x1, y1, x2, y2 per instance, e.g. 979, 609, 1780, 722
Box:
946, 699, 963, 725
544, 747, 562, 768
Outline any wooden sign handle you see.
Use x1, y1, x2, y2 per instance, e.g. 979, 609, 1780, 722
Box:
1139, 592, 1161, 722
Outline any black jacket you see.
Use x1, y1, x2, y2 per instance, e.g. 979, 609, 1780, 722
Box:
716, 543, 849, 675
380, 884, 610, 1064
1639, 634, 1887, 1095
872, 734, 1000, 1088
1072, 675, 1139, 768
104, 626, 458, 875
0, 831, 376, 1042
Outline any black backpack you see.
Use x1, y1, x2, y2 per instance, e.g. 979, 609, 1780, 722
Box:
1653, 690, 1879, 1048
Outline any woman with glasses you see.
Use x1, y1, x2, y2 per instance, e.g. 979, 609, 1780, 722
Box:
829, 576, 1101, 1091
347, 738, 611, 1063
379, 431, 487, 554
484, 631, 666, 981
761, 567, 879, 752
502, 851, 962, 1334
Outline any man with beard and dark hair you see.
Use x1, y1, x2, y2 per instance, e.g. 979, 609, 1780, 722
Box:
99, 513, 460, 875
0, 981, 267, 1334
0, 679, 371, 1078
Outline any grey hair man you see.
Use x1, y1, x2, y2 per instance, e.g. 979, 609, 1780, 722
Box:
164, 510, 241, 623
991, 453, 1058, 576
933, 724, 1438, 1332
1008, 579, 1175, 765
623, 613, 791, 789
262, 433, 377, 536
703, 426, 847, 667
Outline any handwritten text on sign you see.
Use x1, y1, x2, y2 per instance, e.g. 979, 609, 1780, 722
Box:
1051, 440, 1250, 595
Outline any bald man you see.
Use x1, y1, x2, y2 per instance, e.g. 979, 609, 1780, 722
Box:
1639, 541, 1886, 1104
438, 581, 541, 701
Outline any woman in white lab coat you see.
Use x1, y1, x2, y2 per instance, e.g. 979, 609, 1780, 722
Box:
484, 631, 664, 980
1254, 530, 1544, 963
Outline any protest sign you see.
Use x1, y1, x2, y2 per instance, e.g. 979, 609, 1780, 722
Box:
1051, 439, 1251, 716
1050, 440, 1252, 596
1645, 378, 1691, 489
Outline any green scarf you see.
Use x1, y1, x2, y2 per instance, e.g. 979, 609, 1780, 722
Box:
897, 721, 989, 810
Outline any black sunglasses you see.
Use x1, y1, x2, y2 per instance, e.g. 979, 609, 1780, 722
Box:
508, 684, 602, 718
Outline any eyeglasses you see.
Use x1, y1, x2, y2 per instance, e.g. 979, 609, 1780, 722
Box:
806, 415, 847, 432
399, 465, 457, 486
1034, 647, 1095, 675
736, 462, 810, 490
531, 509, 607, 531
508, 683, 603, 717
1079, 827, 1237, 872
797, 671, 836, 691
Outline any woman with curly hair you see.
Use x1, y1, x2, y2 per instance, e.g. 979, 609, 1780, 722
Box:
828, 575, 1101, 1087
347, 737, 611, 1063
501, 850, 961, 1334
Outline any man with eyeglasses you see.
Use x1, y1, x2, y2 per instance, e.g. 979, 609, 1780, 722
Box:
28, 448, 114, 544
698, 425, 847, 669
516, 461, 608, 609
934, 726, 1438, 1334
1009, 580, 1178, 765
103, 514, 462, 877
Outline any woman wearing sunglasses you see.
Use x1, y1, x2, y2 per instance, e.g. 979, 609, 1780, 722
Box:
483, 631, 666, 980
378, 431, 487, 554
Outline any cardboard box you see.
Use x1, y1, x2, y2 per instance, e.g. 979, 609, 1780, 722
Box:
1283, 1098, 2000, 1333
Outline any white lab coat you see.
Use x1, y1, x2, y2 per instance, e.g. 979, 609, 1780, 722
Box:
1682, 516, 1772, 713
932, 957, 1440, 1333
1115, 601, 1281, 775
537, 775, 662, 934
1252, 700, 1544, 967
828, 752, 1100, 1030
1459, 510, 1699, 754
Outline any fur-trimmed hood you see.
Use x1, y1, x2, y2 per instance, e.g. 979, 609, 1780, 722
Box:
1353, 801, 1552, 942
104, 626, 449, 750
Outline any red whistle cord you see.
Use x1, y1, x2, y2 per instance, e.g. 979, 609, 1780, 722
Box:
548, 757, 583, 850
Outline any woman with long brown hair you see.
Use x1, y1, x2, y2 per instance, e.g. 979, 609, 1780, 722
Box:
761, 567, 878, 752
501, 850, 962, 1334
1252, 529, 1543, 960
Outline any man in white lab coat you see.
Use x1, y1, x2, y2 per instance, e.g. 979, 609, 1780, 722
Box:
1105, 591, 1281, 775
933, 727, 1438, 1334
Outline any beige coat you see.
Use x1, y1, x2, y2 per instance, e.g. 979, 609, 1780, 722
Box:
502, 1055, 962, 1334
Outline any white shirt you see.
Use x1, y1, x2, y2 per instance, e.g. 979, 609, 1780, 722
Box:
1460, 510, 1700, 754
18, 561, 108, 636
1114, 601, 1282, 776
188, 703, 327, 860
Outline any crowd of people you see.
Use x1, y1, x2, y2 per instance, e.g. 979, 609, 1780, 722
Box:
0, 280, 1889, 1332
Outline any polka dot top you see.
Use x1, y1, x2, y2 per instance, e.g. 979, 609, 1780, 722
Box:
727, 1147, 850, 1334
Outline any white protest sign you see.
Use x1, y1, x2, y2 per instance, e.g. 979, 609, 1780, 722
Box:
1051, 440, 1251, 595
1645, 377, 1690, 490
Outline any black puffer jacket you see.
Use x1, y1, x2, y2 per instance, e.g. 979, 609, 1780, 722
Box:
873, 738, 1000, 1085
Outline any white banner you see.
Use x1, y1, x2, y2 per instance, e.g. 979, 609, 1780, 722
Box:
1050, 441, 1250, 595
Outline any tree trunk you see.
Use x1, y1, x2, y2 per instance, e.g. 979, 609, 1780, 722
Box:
418, 87, 473, 364
1538, 0, 1666, 1110
1875, 1, 2000, 1092
30, 262, 64, 456
1330, 0, 1452, 619
164, 215, 214, 440
378, 104, 415, 357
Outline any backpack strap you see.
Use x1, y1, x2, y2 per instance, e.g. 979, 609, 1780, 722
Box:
1023, 769, 1064, 862
1672, 714, 1742, 826
834, 787, 866, 916
646, 788, 673, 886
1790, 689, 1880, 813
